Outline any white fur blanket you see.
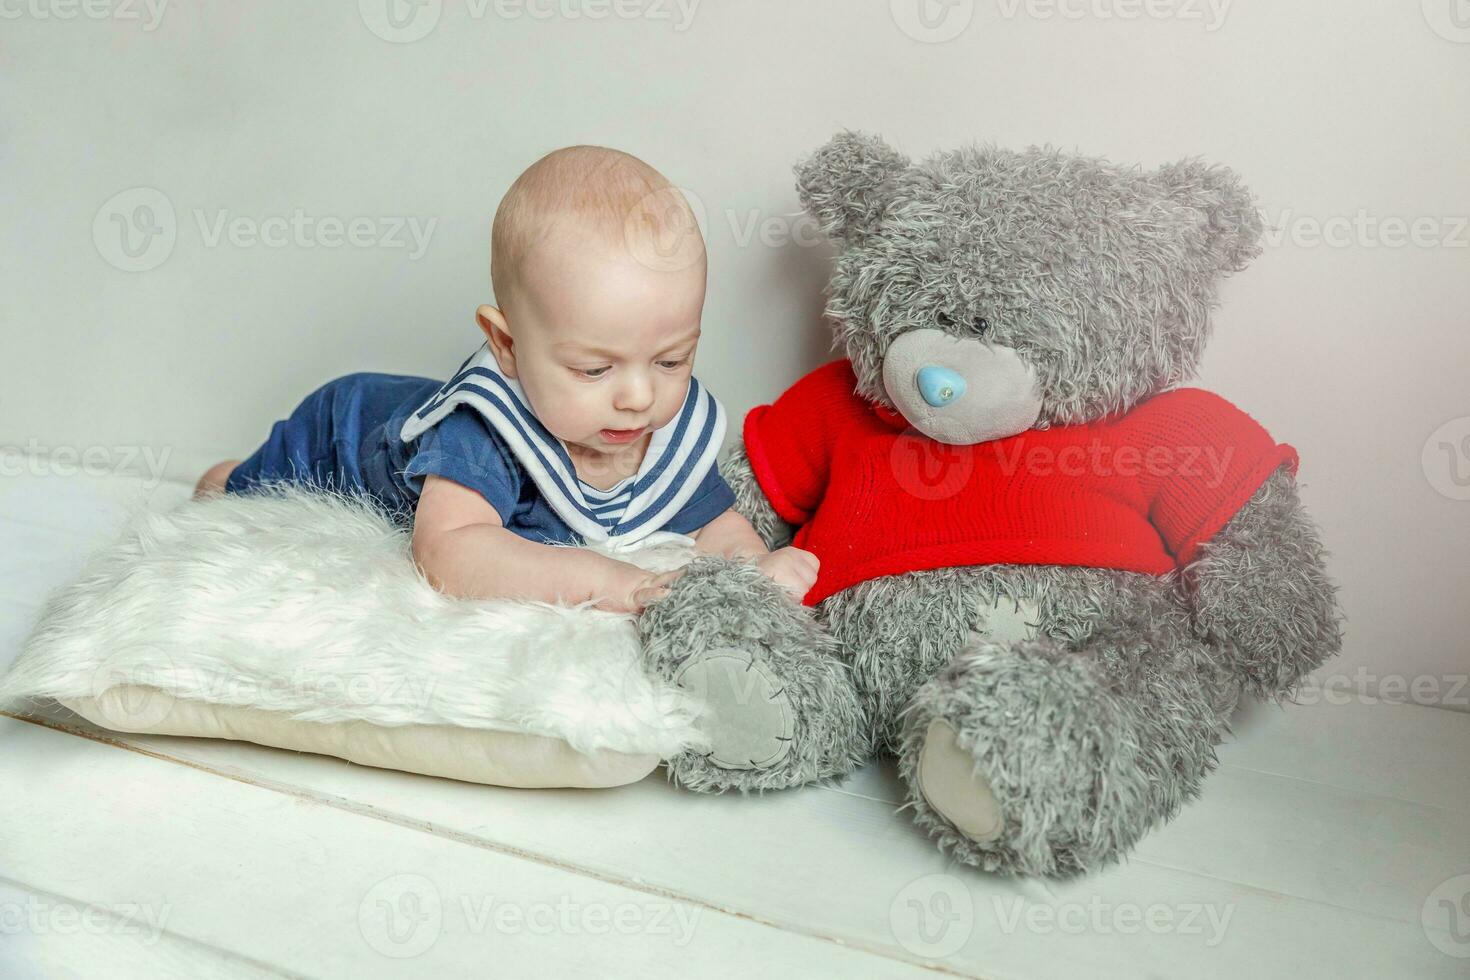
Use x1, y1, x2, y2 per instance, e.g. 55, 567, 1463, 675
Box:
0, 484, 708, 758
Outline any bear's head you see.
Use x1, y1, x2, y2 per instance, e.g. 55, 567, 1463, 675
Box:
794, 130, 1263, 444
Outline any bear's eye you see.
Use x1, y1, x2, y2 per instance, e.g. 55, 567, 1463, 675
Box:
935, 311, 955, 327
973, 316, 990, 336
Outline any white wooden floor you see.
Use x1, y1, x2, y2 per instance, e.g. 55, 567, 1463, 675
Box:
1, 469, 1466, 979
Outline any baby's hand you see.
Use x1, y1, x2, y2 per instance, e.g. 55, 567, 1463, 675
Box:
756, 547, 819, 600
597, 566, 685, 614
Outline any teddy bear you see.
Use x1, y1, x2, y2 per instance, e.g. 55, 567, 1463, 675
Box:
634, 131, 1343, 878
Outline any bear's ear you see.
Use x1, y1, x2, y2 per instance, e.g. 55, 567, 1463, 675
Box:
1154, 158, 1264, 273
794, 130, 911, 243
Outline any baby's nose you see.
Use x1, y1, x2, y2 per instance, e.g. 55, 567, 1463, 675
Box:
615, 373, 655, 410
916, 365, 967, 408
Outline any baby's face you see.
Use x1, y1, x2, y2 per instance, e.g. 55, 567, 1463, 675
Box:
495, 233, 706, 462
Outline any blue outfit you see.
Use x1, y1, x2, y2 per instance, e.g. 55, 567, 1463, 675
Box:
225, 350, 735, 545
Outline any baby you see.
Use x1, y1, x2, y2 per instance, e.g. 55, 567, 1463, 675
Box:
194, 145, 817, 612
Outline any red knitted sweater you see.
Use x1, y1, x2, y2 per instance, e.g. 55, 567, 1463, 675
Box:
743, 360, 1299, 606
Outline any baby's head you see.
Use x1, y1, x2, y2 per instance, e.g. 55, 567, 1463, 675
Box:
478, 145, 707, 459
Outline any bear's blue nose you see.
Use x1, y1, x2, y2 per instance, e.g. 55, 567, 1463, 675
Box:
916, 365, 967, 408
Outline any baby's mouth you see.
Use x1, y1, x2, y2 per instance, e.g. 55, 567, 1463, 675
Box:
599, 426, 647, 444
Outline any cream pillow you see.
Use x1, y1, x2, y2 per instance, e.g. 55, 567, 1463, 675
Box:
1, 485, 708, 789
60, 687, 659, 788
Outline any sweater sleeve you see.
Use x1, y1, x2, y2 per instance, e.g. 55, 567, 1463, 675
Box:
1139, 389, 1300, 567
741, 360, 863, 526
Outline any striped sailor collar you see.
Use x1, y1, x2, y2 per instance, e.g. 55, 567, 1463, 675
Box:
399, 342, 726, 545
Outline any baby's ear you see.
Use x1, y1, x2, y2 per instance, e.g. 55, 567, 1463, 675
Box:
1154, 157, 1264, 273
794, 130, 910, 244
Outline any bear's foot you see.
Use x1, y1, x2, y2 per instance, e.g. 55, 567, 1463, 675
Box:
915, 718, 1003, 843
640, 557, 869, 794
673, 649, 793, 770
897, 632, 1228, 878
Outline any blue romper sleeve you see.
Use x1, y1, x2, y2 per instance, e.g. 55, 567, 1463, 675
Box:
400, 407, 522, 523
661, 462, 736, 535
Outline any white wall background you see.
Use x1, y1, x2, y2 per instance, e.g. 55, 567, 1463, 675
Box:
3, 0, 1467, 709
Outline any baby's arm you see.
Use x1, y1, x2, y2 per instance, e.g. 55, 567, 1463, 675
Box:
411, 474, 675, 613
691, 507, 819, 601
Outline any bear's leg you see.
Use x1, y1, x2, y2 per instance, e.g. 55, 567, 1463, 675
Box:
895, 629, 1239, 877
638, 556, 871, 793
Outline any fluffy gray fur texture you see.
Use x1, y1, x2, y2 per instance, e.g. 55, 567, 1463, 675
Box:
647, 131, 1343, 879
797, 131, 1264, 426
637, 555, 870, 793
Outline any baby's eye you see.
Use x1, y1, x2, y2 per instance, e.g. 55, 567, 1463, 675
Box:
656, 357, 688, 369
577, 366, 612, 379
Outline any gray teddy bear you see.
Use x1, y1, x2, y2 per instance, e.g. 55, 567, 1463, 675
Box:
638, 131, 1343, 878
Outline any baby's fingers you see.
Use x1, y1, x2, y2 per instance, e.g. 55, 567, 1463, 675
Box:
631, 569, 684, 611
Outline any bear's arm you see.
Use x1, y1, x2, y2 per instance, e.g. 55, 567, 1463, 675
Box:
1184, 466, 1344, 700
719, 440, 796, 551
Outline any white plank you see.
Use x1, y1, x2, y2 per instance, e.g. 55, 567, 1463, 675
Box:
0, 468, 190, 537
0, 877, 290, 980
1222, 694, 1470, 811
0, 717, 933, 979
0, 518, 101, 608
19, 704, 1462, 979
